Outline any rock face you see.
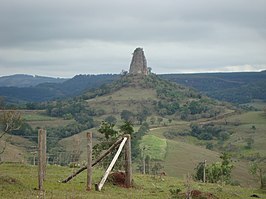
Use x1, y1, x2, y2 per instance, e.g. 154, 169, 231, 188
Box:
129, 48, 148, 75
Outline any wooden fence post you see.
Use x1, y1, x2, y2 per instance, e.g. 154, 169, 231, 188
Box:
43, 131, 46, 180
203, 160, 206, 183
125, 134, 132, 188
87, 132, 92, 191
142, 147, 146, 175
38, 129, 46, 191
61, 137, 124, 183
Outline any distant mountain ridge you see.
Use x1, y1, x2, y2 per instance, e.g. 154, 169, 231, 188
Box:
0, 72, 266, 104
0, 74, 120, 102
0, 74, 67, 87
160, 72, 266, 103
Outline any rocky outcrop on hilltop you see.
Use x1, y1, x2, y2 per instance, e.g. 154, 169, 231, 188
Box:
129, 48, 148, 75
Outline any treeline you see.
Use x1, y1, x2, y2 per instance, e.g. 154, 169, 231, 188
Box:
161, 71, 266, 104
0, 74, 119, 103
164, 123, 231, 142
2, 72, 266, 104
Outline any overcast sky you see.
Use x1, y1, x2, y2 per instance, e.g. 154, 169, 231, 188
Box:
0, 0, 265, 77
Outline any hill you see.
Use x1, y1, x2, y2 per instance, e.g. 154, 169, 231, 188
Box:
161, 71, 266, 104
0, 74, 66, 87
0, 74, 119, 103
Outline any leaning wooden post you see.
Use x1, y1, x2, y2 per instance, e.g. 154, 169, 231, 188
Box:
61, 137, 124, 183
203, 160, 206, 183
124, 134, 132, 188
96, 137, 128, 191
87, 132, 92, 191
38, 129, 46, 191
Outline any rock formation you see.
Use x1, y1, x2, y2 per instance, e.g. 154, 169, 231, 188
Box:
129, 48, 148, 75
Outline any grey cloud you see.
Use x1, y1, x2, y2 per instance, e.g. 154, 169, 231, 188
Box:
0, 0, 265, 77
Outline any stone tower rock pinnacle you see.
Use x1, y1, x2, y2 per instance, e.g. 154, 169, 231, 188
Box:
129, 48, 148, 75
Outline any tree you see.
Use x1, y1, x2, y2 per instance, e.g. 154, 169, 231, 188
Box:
157, 117, 163, 124
208, 153, 233, 183
0, 96, 5, 109
95, 121, 134, 169
120, 110, 134, 122
0, 111, 23, 155
104, 115, 117, 125
194, 161, 205, 182
119, 121, 134, 135
194, 153, 233, 184
98, 121, 118, 140
249, 160, 266, 189
188, 101, 205, 115
150, 116, 156, 125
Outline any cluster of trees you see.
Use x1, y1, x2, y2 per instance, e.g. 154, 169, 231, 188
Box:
120, 109, 151, 125
156, 100, 180, 115
190, 123, 230, 141
47, 121, 94, 146
163, 129, 189, 140
194, 153, 234, 184
92, 120, 134, 169
46, 99, 103, 118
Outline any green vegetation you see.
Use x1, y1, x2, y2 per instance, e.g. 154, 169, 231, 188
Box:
249, 159, 266, 190
1, 163, 265, 199
194, 153, 234, 184
190, 123, 230, 141
161, 71, 266, 104
139, 135, 167, 161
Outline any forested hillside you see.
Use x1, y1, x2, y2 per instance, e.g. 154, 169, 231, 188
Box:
161, 71, 266, 103
0, 74, 66, 87
0, 74, 119, 102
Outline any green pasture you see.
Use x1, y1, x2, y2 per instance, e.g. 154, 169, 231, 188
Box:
23, 113, 56, 121
139, 134, 167, 161
0, 163, 265, 199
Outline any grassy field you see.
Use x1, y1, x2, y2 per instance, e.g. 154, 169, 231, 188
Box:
50, 111, 263, 187
87, 87, 158, 115
23, 113, 56, 121
0, 163, 265, 199
147, 123, 257, 187
0, 134, 37, 163
139, 134, 167, 161
223, 111, 266, 157
243, 100, 266, 110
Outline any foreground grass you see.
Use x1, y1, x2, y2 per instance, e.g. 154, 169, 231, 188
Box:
0, 163, 265, 199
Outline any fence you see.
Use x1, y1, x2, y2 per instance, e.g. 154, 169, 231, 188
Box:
36, 129, 132, 191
